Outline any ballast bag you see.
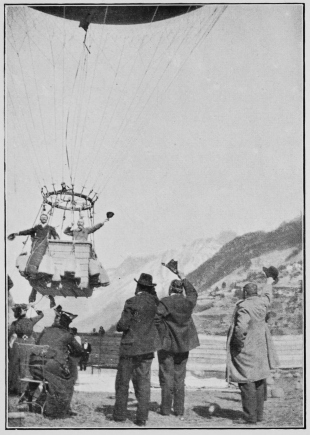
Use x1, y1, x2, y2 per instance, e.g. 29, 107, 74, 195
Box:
52, 267, 61, 282
38, 252, 55, 276
63, 253, 77, 276
89, 259, 101, 277
99, 263, 110, 287
16, 254, 30, 276
75, 261, 82, 279
79, 276, 89, 289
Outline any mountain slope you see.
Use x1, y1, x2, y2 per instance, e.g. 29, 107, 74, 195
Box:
187, 217, 302, 292
73, 235, 230, 332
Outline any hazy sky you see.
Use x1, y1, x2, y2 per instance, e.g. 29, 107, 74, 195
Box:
5, 4, 303, 302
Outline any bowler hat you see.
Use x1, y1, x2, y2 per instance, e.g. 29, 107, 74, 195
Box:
263, 266, 279, 282
134, 273, 157, 287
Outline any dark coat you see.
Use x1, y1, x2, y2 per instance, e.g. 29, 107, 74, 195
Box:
8, 312, 44, 394
31, 323, 83, 418
117, 290, 162, 356
156, 279, 200, 353
18, 225, 59, 276
226, 281, 280, 383
19, 224, 59, 244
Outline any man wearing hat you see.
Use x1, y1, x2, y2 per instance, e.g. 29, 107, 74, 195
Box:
26, 305, 83, 418
9, 213, 60, 307
113, 273, 161, 426
155, 266, 200, 418
226, 267, 280, 425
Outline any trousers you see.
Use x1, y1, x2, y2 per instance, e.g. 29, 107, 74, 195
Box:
113, 353, 154, 422
157, 350, 189, 416
238, 379, 266, 423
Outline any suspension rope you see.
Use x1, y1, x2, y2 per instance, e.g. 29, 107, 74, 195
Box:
96, 7, 227, 194
7, 90, 44, 188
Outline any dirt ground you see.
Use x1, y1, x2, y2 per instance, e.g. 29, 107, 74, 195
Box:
8, 370, 304, 429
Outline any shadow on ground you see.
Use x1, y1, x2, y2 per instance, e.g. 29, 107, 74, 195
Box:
193, 405, 244, 421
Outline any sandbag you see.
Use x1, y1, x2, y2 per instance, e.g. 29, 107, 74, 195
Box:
79, 276, 89, 289
89, 259, 101, 277
63, 253, 76, 276
38, 251, 55, 276
16, 254, 30, 276
75, 261, 82, 279
99, 264, 110, 286
52, 267, 61, 282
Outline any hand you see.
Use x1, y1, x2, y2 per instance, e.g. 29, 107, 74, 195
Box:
177, 271, 185, 280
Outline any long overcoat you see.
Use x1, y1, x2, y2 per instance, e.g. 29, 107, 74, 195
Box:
8, 312, 44, 394
226, 282, 279, 383
30, 323, 83, 418
117, 290, 162, 356
18, 224, 59, 275
156, 279, 200, 353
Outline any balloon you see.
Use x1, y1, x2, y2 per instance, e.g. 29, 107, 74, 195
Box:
31, 5, 202, 26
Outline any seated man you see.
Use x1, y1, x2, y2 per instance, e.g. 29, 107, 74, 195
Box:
26, 306, 83, 418
9, 213, 60, 307
64, 219, 106, 242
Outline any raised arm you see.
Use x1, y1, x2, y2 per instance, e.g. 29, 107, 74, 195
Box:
178, 271, 198, 307
86, 222, 104, 235
261, 277, 274, 307
30, 310, 44, 326
17, 226, 37, 237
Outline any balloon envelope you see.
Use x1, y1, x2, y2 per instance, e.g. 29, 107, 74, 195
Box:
31, 5, 202, 26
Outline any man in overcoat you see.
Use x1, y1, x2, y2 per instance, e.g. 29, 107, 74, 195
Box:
27, 305, 83, 418
226, 266, 280, 424
113, 273, 161, 426
9, 212, 60, 307
155, 268, 200, 417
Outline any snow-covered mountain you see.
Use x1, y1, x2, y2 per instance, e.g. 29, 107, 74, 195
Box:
67, 233, 233, 332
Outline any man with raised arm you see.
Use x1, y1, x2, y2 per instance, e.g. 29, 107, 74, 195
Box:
8, 212, 59, 307
226, 266, 280, 425
155, 260, 200, 418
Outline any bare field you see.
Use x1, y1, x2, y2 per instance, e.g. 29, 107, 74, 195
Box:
8, 371, 303, 429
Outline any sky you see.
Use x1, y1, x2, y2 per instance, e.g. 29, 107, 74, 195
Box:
4, 3, 303, 303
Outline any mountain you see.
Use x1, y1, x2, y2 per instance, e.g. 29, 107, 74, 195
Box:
188, 217, 302, 292
72, 234, 231, 332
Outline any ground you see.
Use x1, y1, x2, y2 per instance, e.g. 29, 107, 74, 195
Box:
8, 370, 304, 428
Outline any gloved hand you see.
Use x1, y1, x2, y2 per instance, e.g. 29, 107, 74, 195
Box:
263, 266, 279, 284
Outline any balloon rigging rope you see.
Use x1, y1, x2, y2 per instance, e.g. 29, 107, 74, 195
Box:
97, 7, 227, 195
84, 31, 154, 190
24, 14, 55, 185
72, 26, 108, 185
7, 90, 43, 189
163, 5, 228, 96
72, 24, 111, 186
70, 50, 90, 181
6, 22, 47, 186
88, 26, 173, 191
94, 14, 201, 193
82, 34, 128, 187
93, 11, 201, 192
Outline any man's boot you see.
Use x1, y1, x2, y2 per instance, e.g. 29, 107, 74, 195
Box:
29, 288, 37, 303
